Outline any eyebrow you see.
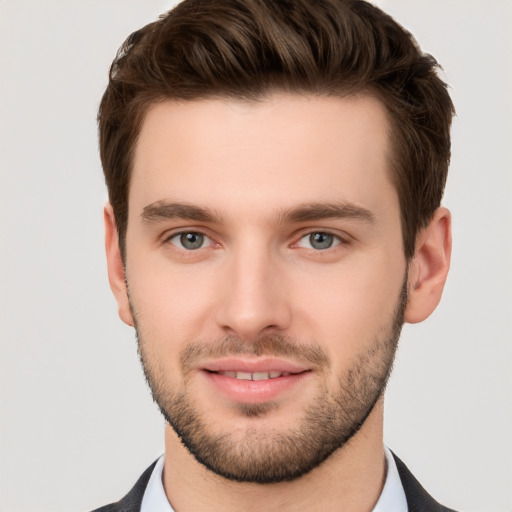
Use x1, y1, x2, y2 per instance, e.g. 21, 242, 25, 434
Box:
141, 200, 375, 225
141, 201, 220, 223
278, 202, 375, 225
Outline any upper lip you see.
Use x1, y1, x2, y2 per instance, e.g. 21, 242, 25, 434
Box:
201, 358, 310, 374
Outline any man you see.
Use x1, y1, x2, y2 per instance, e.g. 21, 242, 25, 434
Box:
94, 0, 456, 510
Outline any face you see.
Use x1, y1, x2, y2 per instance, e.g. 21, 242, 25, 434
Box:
121, 93, 408, 483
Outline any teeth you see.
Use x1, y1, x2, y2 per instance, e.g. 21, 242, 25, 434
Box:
217, 370, 289, 380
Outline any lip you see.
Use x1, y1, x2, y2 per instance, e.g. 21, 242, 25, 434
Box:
200, 358, 311, 404
202, 357, 310, 374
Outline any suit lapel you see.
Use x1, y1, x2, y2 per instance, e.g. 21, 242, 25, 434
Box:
393, 453, 458, 512
90, 460, 157, 512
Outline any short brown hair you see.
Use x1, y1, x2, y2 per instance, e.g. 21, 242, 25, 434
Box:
98, 0, 455, 260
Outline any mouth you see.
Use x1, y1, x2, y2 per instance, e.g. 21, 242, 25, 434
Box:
200, 359, 312, 404
210, 370, 294, 380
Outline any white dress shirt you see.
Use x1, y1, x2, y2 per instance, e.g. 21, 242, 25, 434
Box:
141, 446, 408, 511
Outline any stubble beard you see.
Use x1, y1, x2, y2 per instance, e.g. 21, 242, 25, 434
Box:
133, 278, 408, 484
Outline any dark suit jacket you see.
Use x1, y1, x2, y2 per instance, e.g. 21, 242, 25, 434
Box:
91, 453, 458, 512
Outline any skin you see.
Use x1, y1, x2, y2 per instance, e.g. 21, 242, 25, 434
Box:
105, 93, 451, 511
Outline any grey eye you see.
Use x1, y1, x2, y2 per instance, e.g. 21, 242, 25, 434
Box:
170, 232, 208, 250
298, 232, 341, 250
309, 232, 334, 249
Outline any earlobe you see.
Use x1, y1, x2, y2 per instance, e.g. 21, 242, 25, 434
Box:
104, 203, 134, 327
405, 207, 452, 324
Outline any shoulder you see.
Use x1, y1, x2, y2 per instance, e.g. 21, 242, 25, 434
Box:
392, 452, 459, 512
90, 460, 158, 512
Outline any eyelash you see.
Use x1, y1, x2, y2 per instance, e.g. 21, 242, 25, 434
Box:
166, 231, 214, 251
295, 231, 344, 251
164, 230, 346, 252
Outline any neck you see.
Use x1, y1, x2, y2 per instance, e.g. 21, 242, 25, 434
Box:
162, 399, 386, 512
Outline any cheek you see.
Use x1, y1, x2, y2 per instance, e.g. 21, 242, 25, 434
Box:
289, 255, 405, 359
126, 255, 219, 344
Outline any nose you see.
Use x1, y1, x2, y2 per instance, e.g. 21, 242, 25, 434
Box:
215, 244, 292, 340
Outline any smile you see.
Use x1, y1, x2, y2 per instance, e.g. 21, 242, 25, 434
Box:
200, 360, 311, 404
215, 370, 292, 380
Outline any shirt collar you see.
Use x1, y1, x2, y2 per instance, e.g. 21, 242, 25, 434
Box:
140, 455, 174, 512
141, 446, 408, 512
372, 446, 409, 512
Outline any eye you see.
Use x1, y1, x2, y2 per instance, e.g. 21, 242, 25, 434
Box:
168, 232, 212, 250
297, 232, 342, 250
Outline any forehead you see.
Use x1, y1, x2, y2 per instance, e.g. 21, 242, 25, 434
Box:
130, 93, 396, 222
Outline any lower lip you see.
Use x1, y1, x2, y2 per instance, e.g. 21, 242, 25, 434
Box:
202, 371, 310, 404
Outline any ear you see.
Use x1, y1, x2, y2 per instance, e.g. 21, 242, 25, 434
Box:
104, 203, 134, 327
405, 207, 452, 324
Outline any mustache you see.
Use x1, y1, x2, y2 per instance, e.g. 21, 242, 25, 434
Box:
180, 334, 331, 372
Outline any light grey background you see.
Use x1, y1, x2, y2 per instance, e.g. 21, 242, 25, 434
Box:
0, 1, 510, 511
